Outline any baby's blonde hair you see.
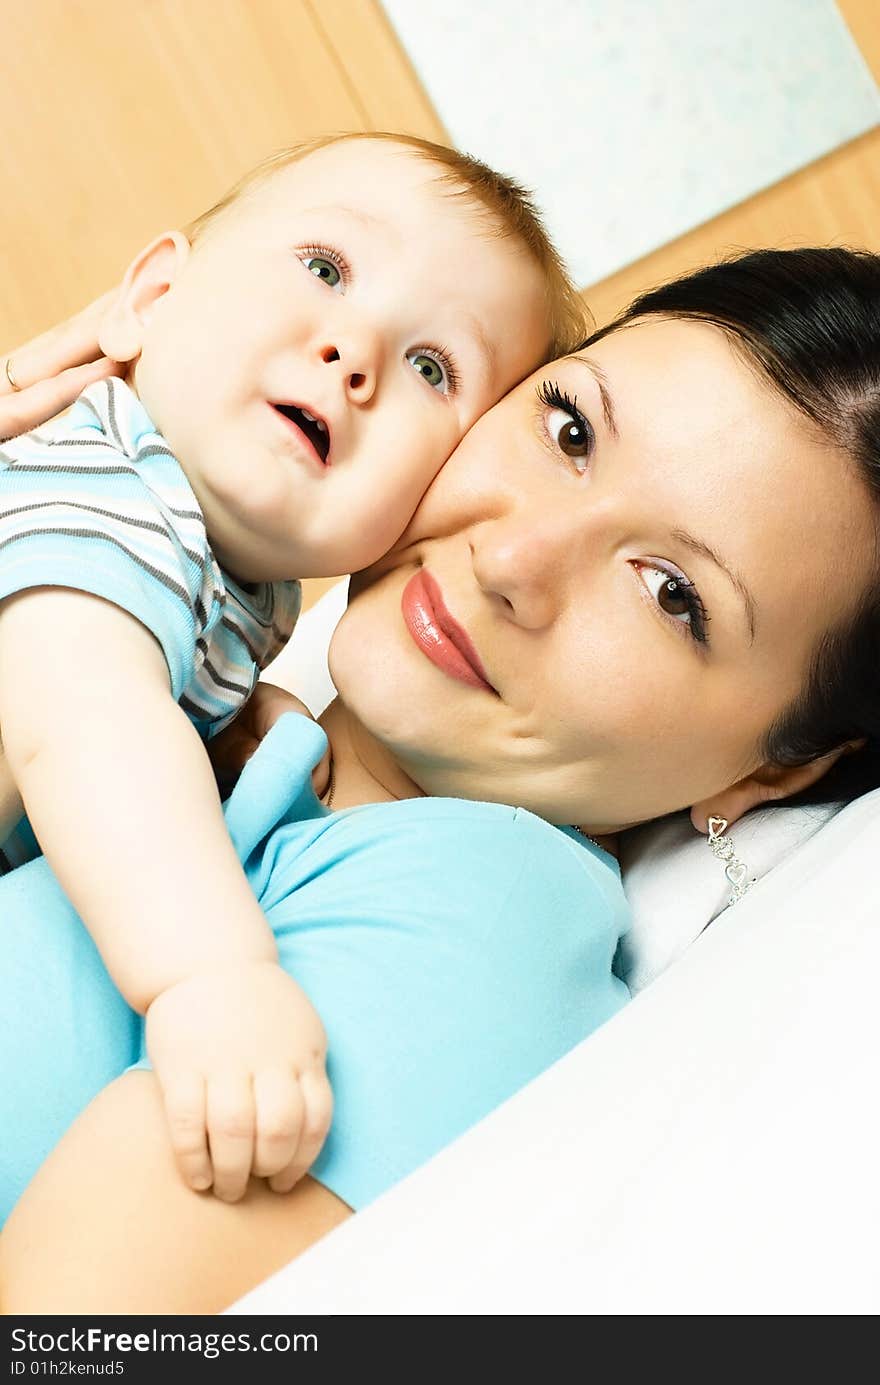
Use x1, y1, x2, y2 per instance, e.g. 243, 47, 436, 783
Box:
185, 130, 589, 360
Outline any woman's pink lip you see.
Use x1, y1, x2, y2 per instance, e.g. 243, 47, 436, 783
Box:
401, 569, 496, 694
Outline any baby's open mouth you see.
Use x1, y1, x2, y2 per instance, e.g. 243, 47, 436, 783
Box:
273, 403, 331, 464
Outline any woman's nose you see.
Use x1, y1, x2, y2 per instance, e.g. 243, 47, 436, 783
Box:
318, 328, 381, 403
469, 507, 586, 630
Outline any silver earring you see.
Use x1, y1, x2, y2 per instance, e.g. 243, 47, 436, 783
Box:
707, 816, 756, 906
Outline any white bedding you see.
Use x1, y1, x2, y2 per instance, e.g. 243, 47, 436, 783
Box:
229, 779, 880, 1314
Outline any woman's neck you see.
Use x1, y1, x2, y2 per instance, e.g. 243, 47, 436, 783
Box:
317, 698, 425, 811
316, 701, 619, 859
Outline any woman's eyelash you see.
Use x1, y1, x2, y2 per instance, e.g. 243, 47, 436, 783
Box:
643, 564, 712, 646
537, 379, 586, 426
667, 575, 710, 645
535, 379, 595, 461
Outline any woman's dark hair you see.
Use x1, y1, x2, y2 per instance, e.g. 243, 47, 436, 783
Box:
583, 247, 880, 807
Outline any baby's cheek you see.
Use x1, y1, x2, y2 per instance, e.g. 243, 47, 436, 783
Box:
212, 458, 274, 513
334, 498, 418, 572
388, 429, 458, 512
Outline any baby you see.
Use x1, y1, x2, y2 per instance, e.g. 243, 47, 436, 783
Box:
0, 132, 585, 1201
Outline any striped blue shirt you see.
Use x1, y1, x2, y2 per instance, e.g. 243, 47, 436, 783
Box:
0, 378, 301, 864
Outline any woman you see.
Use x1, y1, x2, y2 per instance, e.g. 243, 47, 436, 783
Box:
1, 248, 879, 1313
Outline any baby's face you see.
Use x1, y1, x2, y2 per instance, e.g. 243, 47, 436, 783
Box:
133, 140, 553, 580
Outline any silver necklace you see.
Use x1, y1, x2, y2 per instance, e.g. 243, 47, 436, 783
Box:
324, 758, 336, 810
574, 824, 603, 849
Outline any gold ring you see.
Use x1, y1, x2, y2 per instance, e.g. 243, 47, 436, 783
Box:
4, 356, 21, 391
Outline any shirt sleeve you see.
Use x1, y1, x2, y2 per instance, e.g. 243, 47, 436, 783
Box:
0, 471, 203, 700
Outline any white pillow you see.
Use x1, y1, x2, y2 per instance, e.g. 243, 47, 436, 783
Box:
266, 578, 349, 718
616, 801, 839, 992
272, 582, 845, 995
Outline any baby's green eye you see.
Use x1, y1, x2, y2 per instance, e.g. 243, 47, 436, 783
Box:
305, 256, 341, 288
407, 351, 447, 392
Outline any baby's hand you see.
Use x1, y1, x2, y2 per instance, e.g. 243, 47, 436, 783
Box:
209, 682, 330, 800
145, 960, 333, 1202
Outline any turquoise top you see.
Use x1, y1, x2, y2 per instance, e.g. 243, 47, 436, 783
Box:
0, 714, 630, 1222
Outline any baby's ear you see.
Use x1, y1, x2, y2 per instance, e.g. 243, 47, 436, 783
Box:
98, 231, 190, 363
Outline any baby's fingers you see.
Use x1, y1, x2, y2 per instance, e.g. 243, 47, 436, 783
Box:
206, 1074, 256, 1203
268, 1068, 333, 1194
252, 1069, 305, 1179
162, 1073, 212, 1193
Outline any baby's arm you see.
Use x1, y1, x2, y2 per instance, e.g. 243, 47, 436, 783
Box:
0, 587, 332, 1202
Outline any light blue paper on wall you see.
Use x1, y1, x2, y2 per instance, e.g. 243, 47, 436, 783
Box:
382, 0, 879, 286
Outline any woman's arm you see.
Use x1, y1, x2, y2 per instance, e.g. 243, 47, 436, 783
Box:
0, 1071, 351, 1314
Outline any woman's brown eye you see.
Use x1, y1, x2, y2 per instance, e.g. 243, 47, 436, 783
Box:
635, 561, 710, 645
657, 576, 689, 616
558, 418, 589, 455
546, 406, 592, 467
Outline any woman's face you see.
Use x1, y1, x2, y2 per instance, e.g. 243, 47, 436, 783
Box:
329, 318, 875, 830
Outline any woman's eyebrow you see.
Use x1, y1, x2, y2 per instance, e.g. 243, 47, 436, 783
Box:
570, 354, 619, 438
671, 528, 758, 644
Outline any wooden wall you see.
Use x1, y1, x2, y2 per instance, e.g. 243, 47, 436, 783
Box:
0, 0, 446, 348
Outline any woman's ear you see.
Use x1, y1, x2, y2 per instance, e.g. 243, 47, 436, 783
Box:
689, 743, 861, 834
98, 231, 190, 364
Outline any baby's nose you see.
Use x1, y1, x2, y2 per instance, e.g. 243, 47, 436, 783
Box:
318, 338, 379, 402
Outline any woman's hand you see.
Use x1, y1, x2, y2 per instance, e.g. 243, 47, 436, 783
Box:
209, 681, 331, 799
1, 292, 124, 441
